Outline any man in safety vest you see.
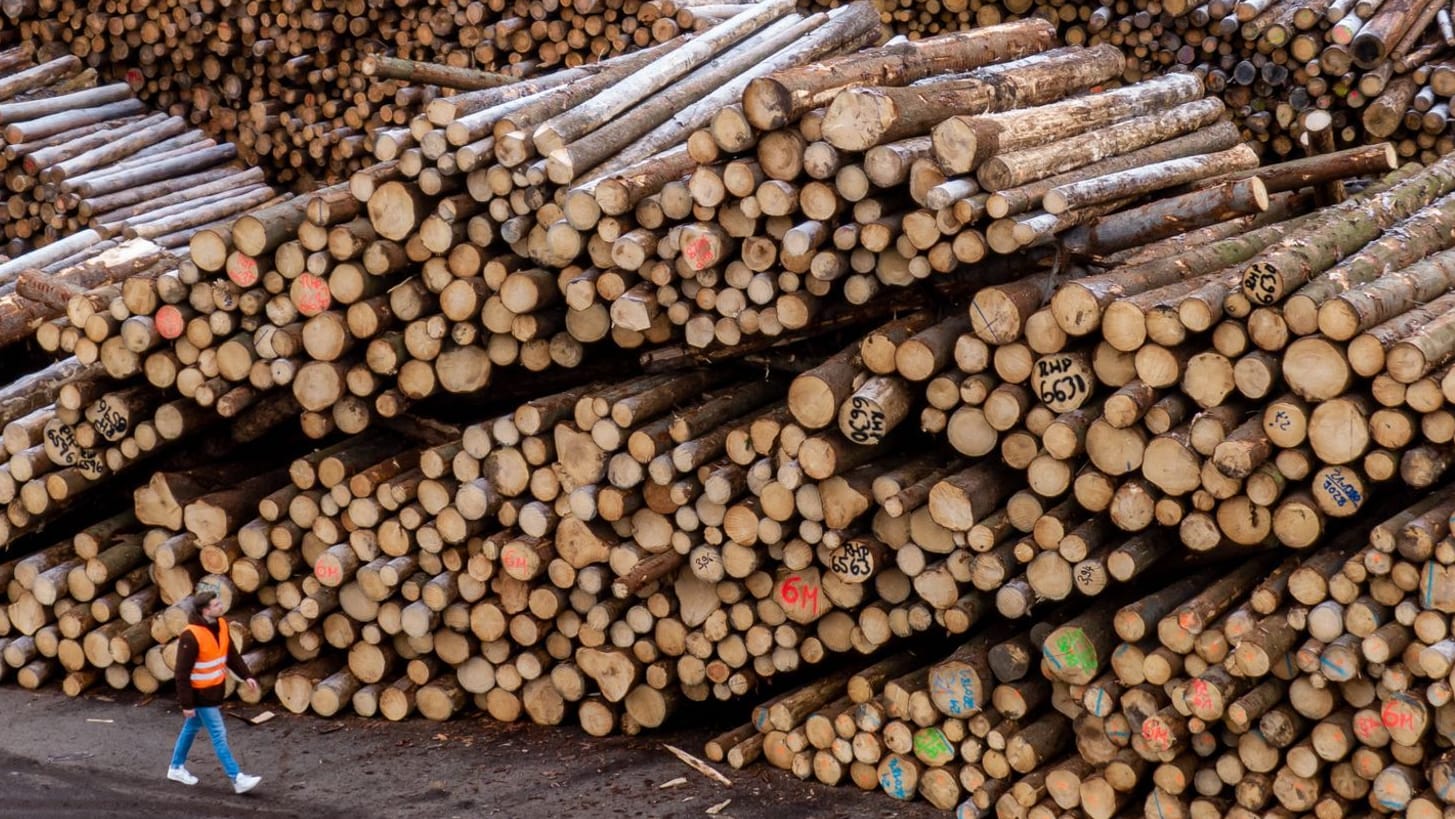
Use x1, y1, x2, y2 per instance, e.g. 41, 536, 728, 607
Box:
166, 588, 263, 794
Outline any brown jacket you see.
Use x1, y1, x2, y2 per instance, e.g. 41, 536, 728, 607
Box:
174, 613, 252, 709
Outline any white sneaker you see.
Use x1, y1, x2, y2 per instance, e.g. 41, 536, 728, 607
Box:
167, 766, 198, 786
233, 772, 261, 794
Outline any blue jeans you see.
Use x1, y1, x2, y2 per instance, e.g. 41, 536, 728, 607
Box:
169, 706, 240, 778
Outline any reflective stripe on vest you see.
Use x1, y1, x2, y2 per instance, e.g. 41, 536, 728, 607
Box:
186, 621, 229, 689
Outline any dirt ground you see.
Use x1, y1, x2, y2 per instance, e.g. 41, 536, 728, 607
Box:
0, 687, 950, 819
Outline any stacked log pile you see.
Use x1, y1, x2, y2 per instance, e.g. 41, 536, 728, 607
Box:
726, 496, 1455, 816
807, 0, 1455, 167
692, 57, 1455, 814
109, 14, 1309, 440
0, 45, 286, 547
0, 0, 754, 186
0, 443, 346, 701
0, 236, 316, 553
10, 9, 1455, 819
1, 373, 990, 733
368, 12, 1305, 361
0, 48, 273, 256
73, 1, 886, 440
8, 0, 1455, 192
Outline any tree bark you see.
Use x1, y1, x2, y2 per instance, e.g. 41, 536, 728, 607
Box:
933, 73, 1205, 175
1053, 164, 1412, 338
978, 98, 1227, 192
1043, 144, 1262, 215
1243, 153, 1455, 307
987, 122, 1243, 221
545, 14, 827, 184
821, 44, 1125, 152
1317, 242, 1455, 342
743, 18, 1056, 131
534, 0, 796, 153
1064, 177, 1269, 257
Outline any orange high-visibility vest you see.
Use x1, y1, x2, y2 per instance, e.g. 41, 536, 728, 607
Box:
185, 621, 230, 689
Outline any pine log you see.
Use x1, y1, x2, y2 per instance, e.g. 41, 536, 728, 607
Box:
933, 73, 1205, 175
820, 45, 1125, 152
742, 19, 1056, 131
534, 0, 797, 153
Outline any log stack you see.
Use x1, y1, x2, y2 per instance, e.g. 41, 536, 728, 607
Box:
813, 0, 1455, 168
0, 0, 755, 187
106, 15, 1298, 442
9, 8, 1455, 819
0, 45, 287, 550
307, 12, 1280, 367
0, 374, 973, 729
0, 48, 274, 257
687, 39, 1455, 811
8, 0, 1454, 193
81, 1, 888, 439
9, 0, 1452, 194
0, 237, 309, 553
724, 488, 1455, 817
607, 37, 1256, 350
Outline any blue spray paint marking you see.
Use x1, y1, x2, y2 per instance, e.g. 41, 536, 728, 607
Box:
880, 757, 910, 800
1437, 777, 1455, 801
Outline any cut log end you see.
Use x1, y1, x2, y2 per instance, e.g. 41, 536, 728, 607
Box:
822, 92, 895, 153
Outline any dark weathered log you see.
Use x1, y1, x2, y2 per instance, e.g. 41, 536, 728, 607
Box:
1192, 143, 1398, 197
0, 358, 106, 427
359, 56, 515, 90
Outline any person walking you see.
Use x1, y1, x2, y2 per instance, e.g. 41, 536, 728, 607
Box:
166, 587, 263, 794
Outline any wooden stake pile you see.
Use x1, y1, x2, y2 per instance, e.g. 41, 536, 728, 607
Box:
1, 0, 747, 186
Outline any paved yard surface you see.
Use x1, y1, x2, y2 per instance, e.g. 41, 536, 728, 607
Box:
0, 687, 946, 819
